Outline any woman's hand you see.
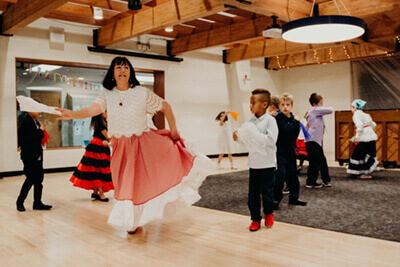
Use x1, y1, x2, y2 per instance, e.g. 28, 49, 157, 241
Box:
170, 130, 181, 141
55, 108, 74, 120
354, 137, 359, 145
40, 123, 46, 131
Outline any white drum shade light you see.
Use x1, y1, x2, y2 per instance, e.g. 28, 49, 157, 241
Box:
282, 15, 365, 43
282, 1, 366, 44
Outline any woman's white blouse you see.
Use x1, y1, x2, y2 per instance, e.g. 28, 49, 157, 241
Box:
353, 110, 378, 142
94, 86, 164, 137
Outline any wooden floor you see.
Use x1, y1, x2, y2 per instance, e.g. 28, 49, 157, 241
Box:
1, 171, 399, 266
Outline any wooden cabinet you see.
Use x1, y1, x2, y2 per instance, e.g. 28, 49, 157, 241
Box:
335, 110, 400, 164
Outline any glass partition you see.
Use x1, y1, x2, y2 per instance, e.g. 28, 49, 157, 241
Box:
16, 59, 155, 149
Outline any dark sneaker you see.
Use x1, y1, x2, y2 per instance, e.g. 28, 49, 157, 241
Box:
289, 199, 307, 206
282, 185, 290, 195
33, 202, 52, 210
305, 183, 323, 189
323, 182, 332, 187
16, 202, 26, 212
297, 167, 303, 174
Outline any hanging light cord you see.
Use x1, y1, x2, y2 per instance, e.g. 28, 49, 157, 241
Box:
309, 0, 316, 17
338, 0, 351, 16
310, 0, 351, 17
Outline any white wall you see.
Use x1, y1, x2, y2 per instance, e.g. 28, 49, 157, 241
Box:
0, 19, 282, 172
281, 62, 352, 157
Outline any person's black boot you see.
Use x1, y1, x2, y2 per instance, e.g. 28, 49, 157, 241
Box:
33, 202, 52, 210
16, 201, 26, 212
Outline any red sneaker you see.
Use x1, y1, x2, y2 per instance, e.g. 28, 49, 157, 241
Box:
265, 213, 274, 228
249, 221, 261, 231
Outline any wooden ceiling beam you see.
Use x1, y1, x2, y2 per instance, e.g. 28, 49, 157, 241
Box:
214, 0, 312, 21
44, 10, 107, 26
267, 44, 388, 69
1, 0, 69, 35
96, 0, 227, 47
68, 0, 130, 13
223, 38, 360, 63
319, 0, 400, 18
170, 16, 278, 55
54, 2, 119, 20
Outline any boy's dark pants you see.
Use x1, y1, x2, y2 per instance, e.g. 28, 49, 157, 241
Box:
248, 168, 275, 222
305, 141, 330, 185
274, 155, 299, 203
17, 159, 44, 204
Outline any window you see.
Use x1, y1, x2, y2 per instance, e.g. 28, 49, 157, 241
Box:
16, 59, 161, 149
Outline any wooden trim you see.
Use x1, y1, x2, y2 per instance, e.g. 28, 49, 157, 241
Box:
15, 58, 166, 149
153, 71, 165, 129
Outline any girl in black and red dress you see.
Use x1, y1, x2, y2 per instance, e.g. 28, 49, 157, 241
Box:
70, 112, 113, 201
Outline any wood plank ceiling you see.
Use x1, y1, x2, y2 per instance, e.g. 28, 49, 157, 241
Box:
0, 0, 399, 69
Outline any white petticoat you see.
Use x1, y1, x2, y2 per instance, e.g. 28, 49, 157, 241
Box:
107, 142, 213, 231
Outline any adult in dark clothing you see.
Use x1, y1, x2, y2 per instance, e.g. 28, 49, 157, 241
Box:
274, 93, 307, 209
16, 109, 52, 212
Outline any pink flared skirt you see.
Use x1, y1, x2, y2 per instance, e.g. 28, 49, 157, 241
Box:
107, 129, 212, 231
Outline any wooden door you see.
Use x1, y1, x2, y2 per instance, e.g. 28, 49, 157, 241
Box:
30, 91, 61, 148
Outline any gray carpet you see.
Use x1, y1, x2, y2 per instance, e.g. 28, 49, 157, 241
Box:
195, 167, 400, 242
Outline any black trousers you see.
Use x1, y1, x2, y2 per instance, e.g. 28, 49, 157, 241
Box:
274, 155, 299, 203
17, 160, 44, 204
248, 168, 275, 222
305, 141, 330, 185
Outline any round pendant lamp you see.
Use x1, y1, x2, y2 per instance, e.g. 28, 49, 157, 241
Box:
282, 15, 366, 44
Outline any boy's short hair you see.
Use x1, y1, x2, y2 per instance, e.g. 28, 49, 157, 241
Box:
251, 89, 271, 107
309, 93, 323, 105
270, 96, 280, 108
279, 93, 294, 105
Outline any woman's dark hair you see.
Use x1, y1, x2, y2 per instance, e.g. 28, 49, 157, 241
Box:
309, 93, 323, 106
103, 57, 140, 90
215, 111, 228, 122
90, 114, 106, 131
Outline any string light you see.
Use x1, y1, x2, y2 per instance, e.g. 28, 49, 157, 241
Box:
276, 56, 290, 69
329, 48, 335, 63
343, 45, 351, 59
313, 50, 321, 64
385, 51, 394, 57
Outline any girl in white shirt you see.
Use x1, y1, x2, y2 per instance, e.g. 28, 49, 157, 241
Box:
347, 99, 378, 179
215, 111, 236, 169
57, 57, 212, 234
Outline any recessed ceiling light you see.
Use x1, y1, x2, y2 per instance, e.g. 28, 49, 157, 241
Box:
93, 7, 103, 20
179, 23, 196, 28
217, 12, 237, 18
197, 18, 215, 23
165, 26, 174, 32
